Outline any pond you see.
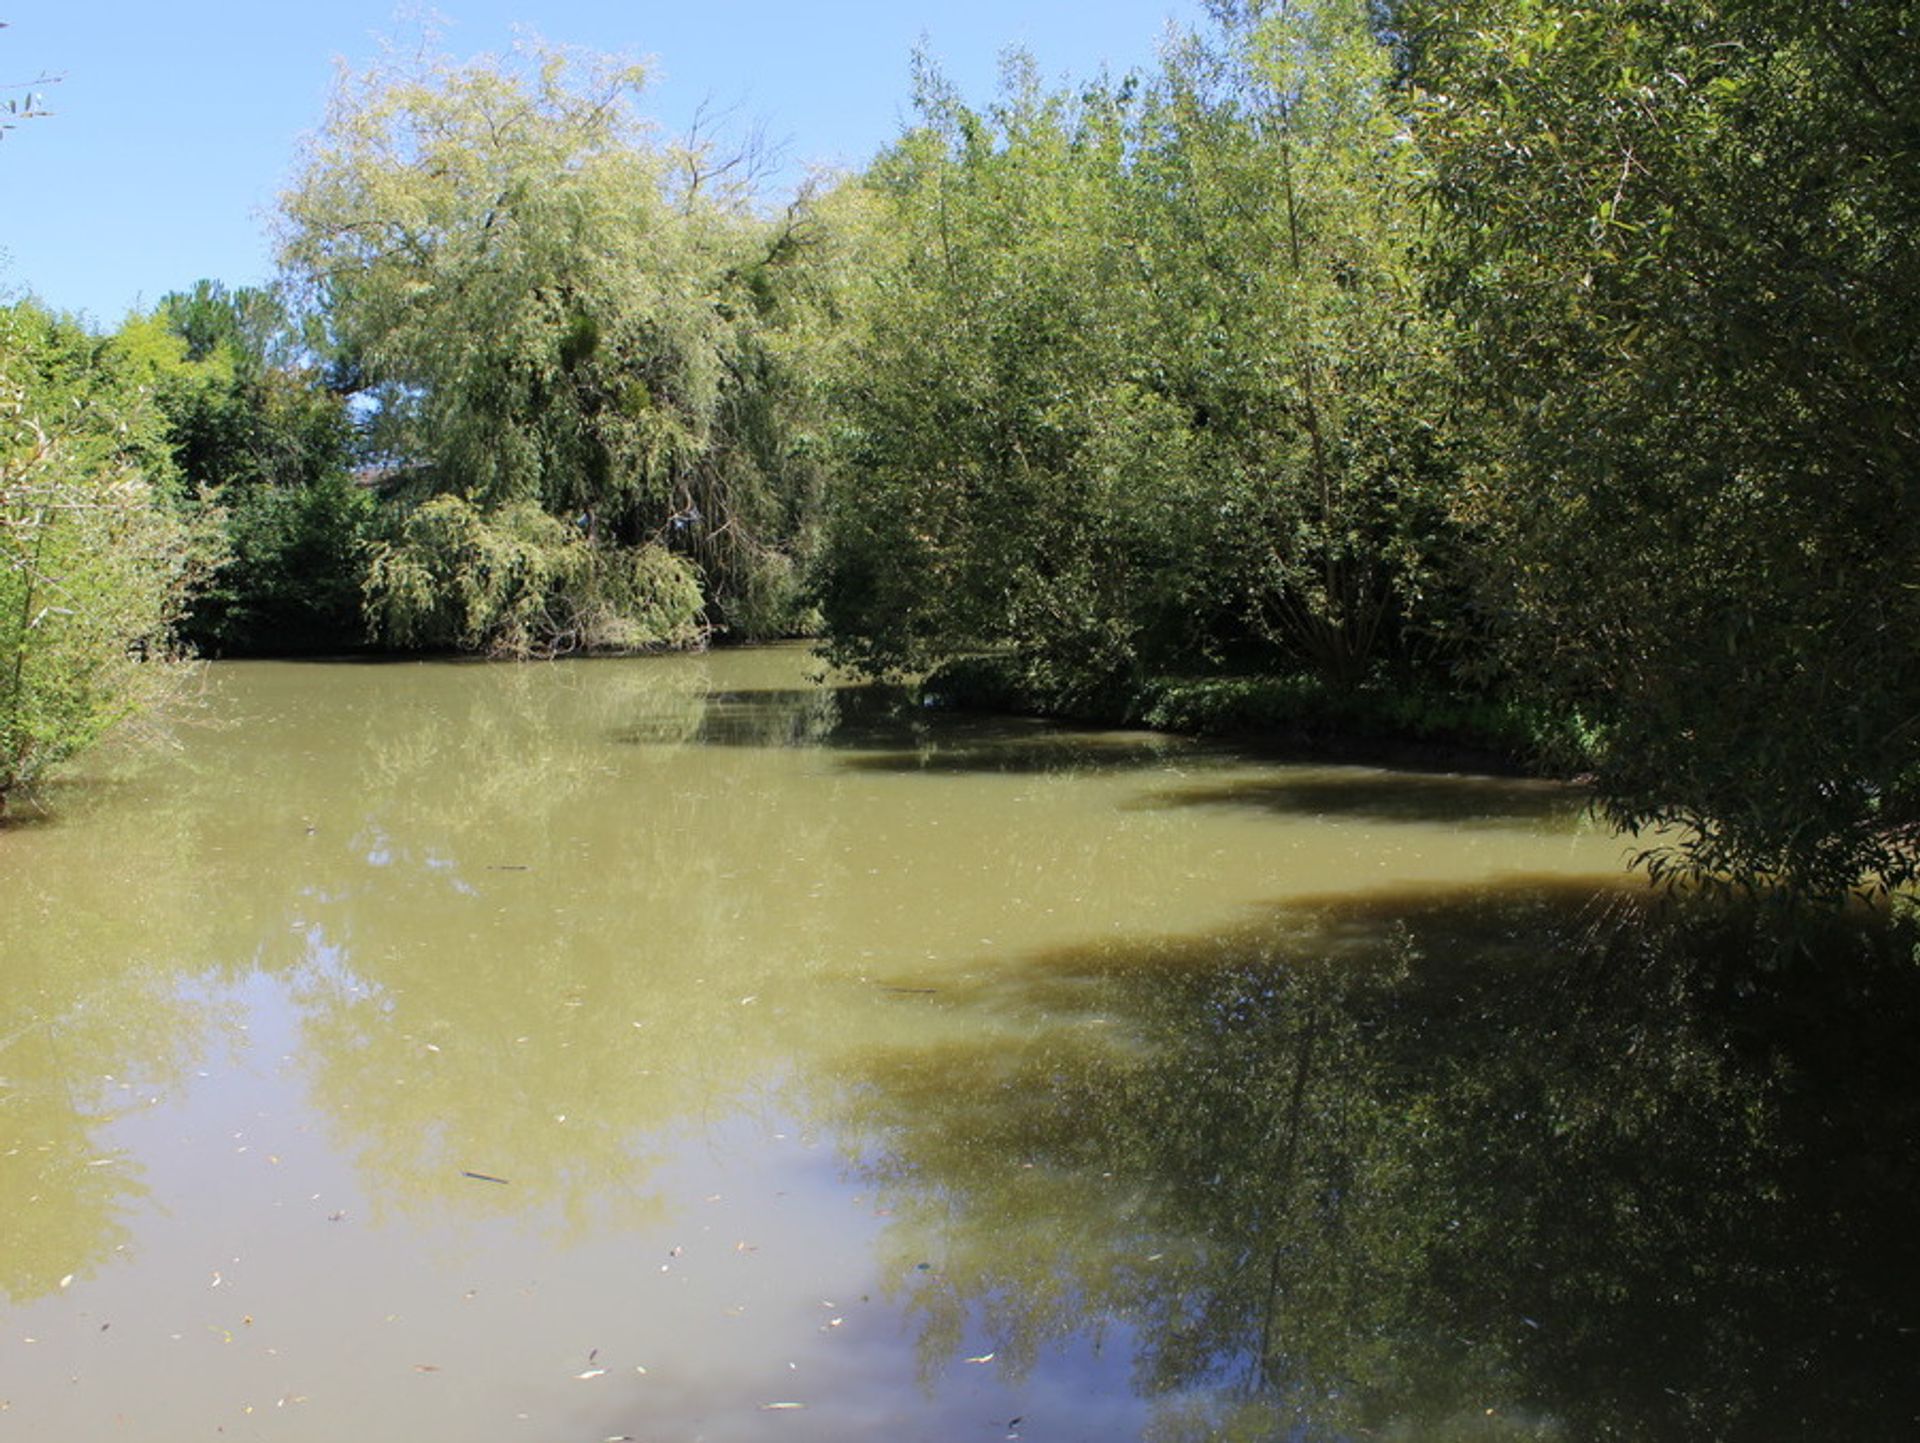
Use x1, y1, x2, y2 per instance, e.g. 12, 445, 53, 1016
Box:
2, 646, 1915, 1440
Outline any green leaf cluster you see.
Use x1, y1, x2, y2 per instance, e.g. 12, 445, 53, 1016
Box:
816, 1, 1465, 706
141, 281, 372, 654
361, 493, 703, 656
1402, 0, 1920, 895
0, 302, 224, 800
277, 40, 823, 646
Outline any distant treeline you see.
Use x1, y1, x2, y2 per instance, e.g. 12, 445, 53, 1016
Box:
3, 0, 1915, 899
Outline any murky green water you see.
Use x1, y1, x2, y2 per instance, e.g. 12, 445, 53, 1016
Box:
3, 647, 1915, 1440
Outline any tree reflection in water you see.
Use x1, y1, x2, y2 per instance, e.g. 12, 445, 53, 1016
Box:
823, 884, 1920, 1441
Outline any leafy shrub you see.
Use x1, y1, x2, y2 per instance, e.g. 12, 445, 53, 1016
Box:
362, 494, 704, 656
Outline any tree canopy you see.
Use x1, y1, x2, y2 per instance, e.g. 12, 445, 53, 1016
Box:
0, 302, 222, 801
276, 40, 823, 654
818, 2, 1461, 710
1402, 0, 1920, 895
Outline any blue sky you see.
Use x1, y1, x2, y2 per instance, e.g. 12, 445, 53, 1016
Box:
1, 2, 1208, 325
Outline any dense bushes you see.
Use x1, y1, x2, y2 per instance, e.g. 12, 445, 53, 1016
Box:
0, 302, 223, 802
362, 495, 704, 656
817, 9, 1466, 704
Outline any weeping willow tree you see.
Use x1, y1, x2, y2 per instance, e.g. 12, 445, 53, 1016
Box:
278, 39, 817, 653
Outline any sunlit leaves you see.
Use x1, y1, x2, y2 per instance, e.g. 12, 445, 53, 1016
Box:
0, 303, 224, 799
1405, 0, 1920, 896
819, 4, 1460, 702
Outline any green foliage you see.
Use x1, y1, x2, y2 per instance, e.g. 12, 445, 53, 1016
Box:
362, 494, 703, 657
133, 281, 367, 655
0, 302, 224, 800
817, 3, 1464, 705
279, 43, 718, 522
1137, 672, 1595, 766
1403, 0, 1920, 896
277, 40, 824, 645
188, 471, 374, 654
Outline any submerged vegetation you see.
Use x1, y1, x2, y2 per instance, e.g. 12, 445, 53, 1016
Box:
3, 0, 1916, 905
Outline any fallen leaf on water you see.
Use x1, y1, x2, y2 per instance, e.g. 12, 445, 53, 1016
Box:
413, 1364, 440, 1373
965, 1353, 995, 1364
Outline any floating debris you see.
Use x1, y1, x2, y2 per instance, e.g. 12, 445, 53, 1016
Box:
461, 1171, 510, 1185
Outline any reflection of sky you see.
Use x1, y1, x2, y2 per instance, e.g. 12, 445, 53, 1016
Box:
3, 957, 1156, 1441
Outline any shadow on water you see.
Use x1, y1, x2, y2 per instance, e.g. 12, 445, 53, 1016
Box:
614, 678, 1583, 794
1128, 770, 1592, 829
614, 682, 1205, 775
816, 881, 1920, 1442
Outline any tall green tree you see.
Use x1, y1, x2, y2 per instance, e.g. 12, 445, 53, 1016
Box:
1142, 0, 1462, 689
0, 302, 222, 804
1403, 0, 1920, 896
139, 281, 369, 655
278, 40, 818, 652
817, 3, 1460, 705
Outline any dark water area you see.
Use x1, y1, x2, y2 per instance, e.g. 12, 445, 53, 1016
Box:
1, 648, 1915, 1440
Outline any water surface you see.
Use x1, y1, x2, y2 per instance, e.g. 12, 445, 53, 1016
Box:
3, 648, 1913, 1440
